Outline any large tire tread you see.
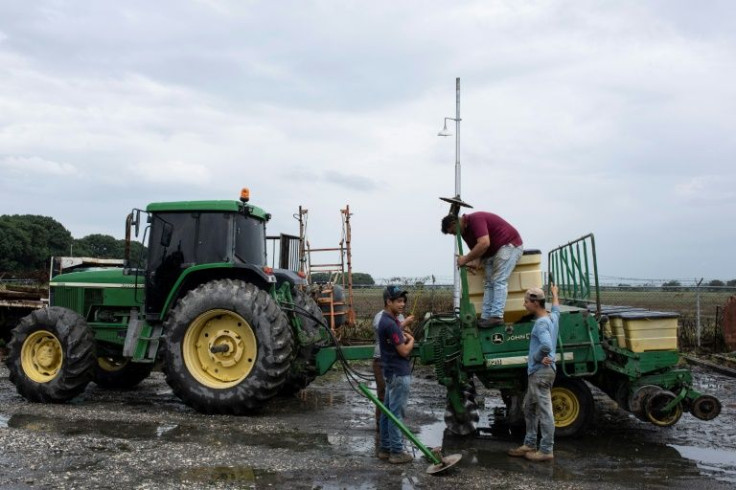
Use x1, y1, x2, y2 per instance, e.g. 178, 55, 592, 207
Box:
6, 307, 96, 403
552, 377, 595, 438
162, 279, 293, 415
279, 289, 327, 396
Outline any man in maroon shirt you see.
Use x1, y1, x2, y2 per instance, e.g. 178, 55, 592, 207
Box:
442, 212, 523, 327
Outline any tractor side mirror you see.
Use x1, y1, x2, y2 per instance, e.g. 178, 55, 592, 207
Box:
161, 223, 173, 247
131, 210, 141, 237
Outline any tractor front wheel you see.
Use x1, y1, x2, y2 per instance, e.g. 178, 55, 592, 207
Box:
162, 279, 294, 414
6, 307, 96, 403
552, 377, 594, 438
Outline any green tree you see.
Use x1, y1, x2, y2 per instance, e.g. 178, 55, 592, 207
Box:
308, 272, 374, 285
727, 279, 736, 287
352, 272, 375, 285
0, 215, 73, 272
73, 234, 125, 258
661, 280, 681, 292
0, 220, 31, 272
707, 279, 725, 291
126, 240, 147, 268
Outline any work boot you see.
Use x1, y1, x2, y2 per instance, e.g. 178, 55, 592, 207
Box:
478, 317, 504, 328
524, 450, 554, 462
507, 445, 536, 457
377, 448, 390, 460
388, 452, 413, 464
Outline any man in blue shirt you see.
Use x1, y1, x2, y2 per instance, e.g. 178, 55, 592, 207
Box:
508, 284, 560, 462
377, 285, 415, 464
372, 307, 414, 432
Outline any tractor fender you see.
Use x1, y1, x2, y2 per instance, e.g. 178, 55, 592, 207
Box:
159, 264, 276, 320
272, 269, 307, 288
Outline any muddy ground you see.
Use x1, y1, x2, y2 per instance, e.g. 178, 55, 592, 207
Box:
0, 359, 734, 490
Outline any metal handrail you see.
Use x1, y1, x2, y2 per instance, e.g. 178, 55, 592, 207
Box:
548, 233, 600, 318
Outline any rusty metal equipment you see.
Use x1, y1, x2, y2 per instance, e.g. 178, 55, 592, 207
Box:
297, 205, 356, 336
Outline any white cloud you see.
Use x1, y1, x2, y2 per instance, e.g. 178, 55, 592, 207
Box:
0, 1, 734, 281
0, 155, 77, 176
674, 176, 736, 204
131, 160, 212, 186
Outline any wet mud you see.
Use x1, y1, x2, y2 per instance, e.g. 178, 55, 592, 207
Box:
0, 362, 734, 489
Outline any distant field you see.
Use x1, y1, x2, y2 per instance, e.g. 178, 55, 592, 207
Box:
344, 286, 735, 350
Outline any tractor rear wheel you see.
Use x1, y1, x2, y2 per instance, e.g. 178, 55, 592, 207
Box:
95, 357, 154, 389
552, 377, 594, 438
6, 307, 96, 403
162, 279, 294, 414
444, 381, 480, 436
279, 289, 328, 396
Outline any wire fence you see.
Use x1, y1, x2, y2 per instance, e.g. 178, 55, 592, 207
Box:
348, 284, 736, 352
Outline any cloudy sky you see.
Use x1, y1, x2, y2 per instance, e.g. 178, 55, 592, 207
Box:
1, 1, 734, 284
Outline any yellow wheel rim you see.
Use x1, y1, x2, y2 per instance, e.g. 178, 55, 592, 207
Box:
182, 309, 257, 389
646, 395, 683, 427
98, 357, 128, 372
647, 405, 682, 427
552, 386, 580, 428
21, 330, 64, 383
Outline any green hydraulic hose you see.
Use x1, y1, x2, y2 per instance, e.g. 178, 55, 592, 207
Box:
358, 383, 442, 465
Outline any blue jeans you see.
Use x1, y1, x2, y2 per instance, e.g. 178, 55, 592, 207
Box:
482, 244, 523, 319
523, 366, 556, 454
379, 374, 411, 454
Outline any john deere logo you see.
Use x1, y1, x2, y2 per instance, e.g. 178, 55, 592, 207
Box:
492, 333, 504, 344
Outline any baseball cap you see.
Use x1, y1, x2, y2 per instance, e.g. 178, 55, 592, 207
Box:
525, 287, 546, 301
383, 285, 408, 302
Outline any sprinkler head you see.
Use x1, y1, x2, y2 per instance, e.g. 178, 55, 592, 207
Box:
426, 453, 462, 475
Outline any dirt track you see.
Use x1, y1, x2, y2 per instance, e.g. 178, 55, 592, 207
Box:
1, 360, 734, 489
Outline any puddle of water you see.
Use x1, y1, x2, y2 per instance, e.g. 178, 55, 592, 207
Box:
180, 466, 265, 485
671, 444, 736, 484
8, 413, 161, 440
437, 431, 736, 489
0, 414, 9, 428
6, 413, 332, 451
418, 420, 447, 450
296, 389, 347, 409
156, 424, 178, 437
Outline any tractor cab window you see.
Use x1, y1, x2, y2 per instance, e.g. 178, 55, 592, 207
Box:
234, 214, 266, 266
146, 212, 232, 315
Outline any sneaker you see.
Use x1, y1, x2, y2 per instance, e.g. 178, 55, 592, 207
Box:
478, 317, 504, 328
507, 445, 536, 457
524, 450, 554, 462
377, 449, 390, 460
388, 452, 413, 464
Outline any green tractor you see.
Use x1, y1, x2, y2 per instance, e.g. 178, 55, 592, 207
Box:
316, 201, 722, 438
5, 189, 327, 413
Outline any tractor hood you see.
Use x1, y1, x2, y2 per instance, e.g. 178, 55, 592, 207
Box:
51, 267, 139, 287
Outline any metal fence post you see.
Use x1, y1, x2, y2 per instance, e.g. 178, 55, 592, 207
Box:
695, 278, 703, 350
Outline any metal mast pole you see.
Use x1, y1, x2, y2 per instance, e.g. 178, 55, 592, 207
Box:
453, 77, 461, 310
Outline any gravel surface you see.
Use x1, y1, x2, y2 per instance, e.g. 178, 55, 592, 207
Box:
1, 359, 734, 489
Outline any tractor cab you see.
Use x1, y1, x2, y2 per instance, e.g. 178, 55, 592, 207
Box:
140, 191, 273, 319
